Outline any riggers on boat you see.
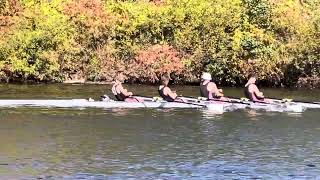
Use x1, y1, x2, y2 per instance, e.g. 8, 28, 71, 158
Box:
0, 97, 318, 113
0, 98, 234, 113
180, 97, 309, 113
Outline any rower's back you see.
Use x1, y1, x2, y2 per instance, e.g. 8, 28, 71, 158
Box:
244, 84, 255, 101
112, 83, 127, 101
244, 75, 263, 102
200, 81, 211, 98
200, 80, 222, 99
158, 75, 175, 102
158, 85, 175, 102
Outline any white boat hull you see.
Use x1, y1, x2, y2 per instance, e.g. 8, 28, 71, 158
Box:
0, 99, 314, 113
0, 99, 201, 108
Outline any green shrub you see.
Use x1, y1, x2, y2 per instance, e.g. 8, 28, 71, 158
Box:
0, 0, 318, 87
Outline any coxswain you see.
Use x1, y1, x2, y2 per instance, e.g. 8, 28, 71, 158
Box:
111, 73, 143, 102
244, 74, 271, 103
200, 72, 227, 101
158, 75, 184, 102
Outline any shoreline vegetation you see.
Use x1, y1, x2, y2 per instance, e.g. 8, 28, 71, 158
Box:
0, 0, 319, 88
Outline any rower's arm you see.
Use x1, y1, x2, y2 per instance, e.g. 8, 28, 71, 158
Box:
208, 83, 224, 97
119, 86, 133, 96
164, 87, 177, 99
252, 86, 264, 98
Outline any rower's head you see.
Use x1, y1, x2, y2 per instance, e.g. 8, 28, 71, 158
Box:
160, 75, 170, 86
115, 73, 125, 83
201, 72, 212, 82
247, 73, 257, 84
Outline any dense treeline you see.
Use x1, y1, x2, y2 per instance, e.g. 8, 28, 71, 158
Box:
0, 0, 319, 87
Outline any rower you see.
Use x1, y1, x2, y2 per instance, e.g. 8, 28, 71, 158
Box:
158, 75, 183, 102
111, 73, 143, 102
200, 72, 227, 101
244, 74, 271, 103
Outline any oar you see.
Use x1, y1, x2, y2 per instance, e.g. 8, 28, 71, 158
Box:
181, 96, 272, 106
99, 95, 155, 102
228, 95, 319, 105
175, 100, 207, 107
179, 96, 251, 105
266, 97, 320, 105
131, 96, 154, 101
178, 96, 202, 102
120, 95, 201, 106
136, 95, 229, 109
133, 95, 206, 107
205, 96, 288, 106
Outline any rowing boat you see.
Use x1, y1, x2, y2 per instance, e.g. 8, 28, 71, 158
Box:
180, 97, 313, 113
273, 101, 320, 109
0, 99, 233, 113
0, 98, 313, 113
0, 99, 221, 114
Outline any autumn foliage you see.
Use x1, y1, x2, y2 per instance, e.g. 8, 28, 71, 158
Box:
0, 0, 319, 87
130, 44, 184, 83
0, 0, 21, 33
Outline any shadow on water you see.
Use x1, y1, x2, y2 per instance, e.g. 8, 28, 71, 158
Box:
0, 84, 319, 179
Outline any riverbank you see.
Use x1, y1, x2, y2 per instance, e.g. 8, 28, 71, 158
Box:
0, 0, 319, 88
296, 77, 320, 89
1, 77, 320, 90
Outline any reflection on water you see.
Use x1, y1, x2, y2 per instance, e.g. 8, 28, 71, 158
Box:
0, 84, 319, 179
201, 109, 225, 119
246, 109, 263, 120
0, 108, 319, 179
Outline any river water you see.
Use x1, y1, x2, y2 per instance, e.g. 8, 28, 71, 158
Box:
0, 84, 320, 179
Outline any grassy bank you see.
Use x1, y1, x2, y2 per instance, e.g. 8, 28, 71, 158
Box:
0, 0, 319, 87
